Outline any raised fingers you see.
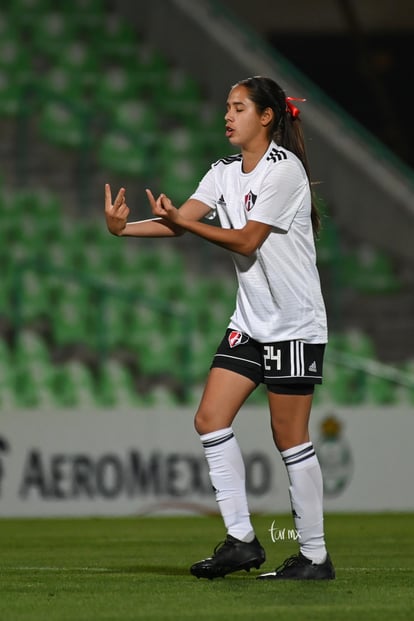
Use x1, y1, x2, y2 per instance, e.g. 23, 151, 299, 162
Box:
145, 188, 156, 208
146, 188, 164, 217
104, 183, 113, 211
113, 187, 126, 210
160, 194, 172, 210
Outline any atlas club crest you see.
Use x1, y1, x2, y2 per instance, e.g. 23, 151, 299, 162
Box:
228, 331, 249, 348
244, 190, 257, 212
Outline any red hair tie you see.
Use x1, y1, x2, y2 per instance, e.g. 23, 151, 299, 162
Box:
286, 96, 306, 118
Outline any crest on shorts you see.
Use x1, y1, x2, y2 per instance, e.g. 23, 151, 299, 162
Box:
244, 190, 257, 212
228, 331, 249, 348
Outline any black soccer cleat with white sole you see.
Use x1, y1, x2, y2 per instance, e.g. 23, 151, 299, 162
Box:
190, 535, 266, 579
257, 552, 335, 580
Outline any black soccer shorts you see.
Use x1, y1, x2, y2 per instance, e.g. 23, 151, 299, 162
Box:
210, 329, 325, 395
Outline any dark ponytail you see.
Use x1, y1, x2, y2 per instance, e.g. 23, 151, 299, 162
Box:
236, 76, 320, 236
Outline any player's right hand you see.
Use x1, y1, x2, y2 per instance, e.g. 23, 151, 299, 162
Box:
104, 184, 130, 236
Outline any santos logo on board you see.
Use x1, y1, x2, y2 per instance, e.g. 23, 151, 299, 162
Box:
314, 414, 353, 497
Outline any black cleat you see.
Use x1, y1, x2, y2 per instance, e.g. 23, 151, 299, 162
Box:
190, 535, 266, 579
257, 552, 335, 580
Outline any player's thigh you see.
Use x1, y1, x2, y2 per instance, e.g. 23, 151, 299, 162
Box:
267, 391, 314, 451
194, 367, 257, 434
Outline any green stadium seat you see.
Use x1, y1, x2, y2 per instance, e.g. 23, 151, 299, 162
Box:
30, 196, 62, 241
101, 296, 132, 350
0, 365, 18, 409
3, 192, 61, 252
0, 269, 14, 322
134, 45, 170, 95
323, 361, 364, 405
364, 373, 397, 405
13, 365, 41, 408
8, 0, 51, 25
17, 272, 50, 322
0, 68, 29, 117
60, 0, 105, 34
138, 338, 177, 376
343, 329, 376, 359
158, 127, 206, 172
158, 68, 202, 122
146, 384, 182, 407
94, 65, 140, 113
0, 11, 9, 36
0, 33, 31, 83
98, 238, 130, 277
341, 247, 400, 294
38, 100, 89, 149
74, 243, 107, 276
98, 128, 151, 178
47, 241, 71, 271
190, 329, 218, 382
92, 14, 138, 63
40, 66, 84, 104
14, 330, 49, 365
0, 338, 11, 367
12, 188, 60, 217
186, 279, 234, 337
55, 41, 99, 92
52, 291, 91, 348
125, 309, 180, 376
58, 360, 98, 407
110, 100, 158, 148
12, 344, 55, 408
48, 364, 78, 407
316, 218, 340, 266
31, 11, 77, 59
97, 359, 140, 407
0, 69, 18, 116
130, 300, 166, 334
159, 156, 205, 205
0, 31, 21, 66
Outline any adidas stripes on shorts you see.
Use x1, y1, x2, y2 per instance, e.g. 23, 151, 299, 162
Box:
210, 329, 325, 395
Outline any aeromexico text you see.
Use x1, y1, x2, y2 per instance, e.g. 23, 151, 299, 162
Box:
18, 449, 272, 500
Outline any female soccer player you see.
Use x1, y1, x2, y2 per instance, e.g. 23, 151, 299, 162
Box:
104, 76, 335, 581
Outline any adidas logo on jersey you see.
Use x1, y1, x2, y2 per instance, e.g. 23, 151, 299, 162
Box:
308, 361, 317, 373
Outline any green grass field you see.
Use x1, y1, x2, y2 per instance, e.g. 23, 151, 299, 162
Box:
0, 514, 412, 621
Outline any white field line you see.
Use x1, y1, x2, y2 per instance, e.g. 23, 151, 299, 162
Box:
4, 566, 113, 572
3, 566, 412, 573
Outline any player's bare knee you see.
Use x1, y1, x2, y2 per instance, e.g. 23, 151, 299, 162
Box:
194, 408, 209, 435
194, 407, 224, 435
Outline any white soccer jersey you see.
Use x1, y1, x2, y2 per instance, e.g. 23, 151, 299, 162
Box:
191, 141, 328, 344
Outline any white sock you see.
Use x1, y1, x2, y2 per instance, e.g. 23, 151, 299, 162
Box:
200, 427, 254, 542
281, 441, 327, 564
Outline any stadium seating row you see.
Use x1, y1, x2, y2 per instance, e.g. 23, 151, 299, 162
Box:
0, 3, 406, 407
0, 0, 402, 286
0, 183, 406, 408
1, 326, 412, 408
1, 1, 229, 204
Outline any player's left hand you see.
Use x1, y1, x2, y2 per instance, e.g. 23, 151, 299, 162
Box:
146, 189, 182, 224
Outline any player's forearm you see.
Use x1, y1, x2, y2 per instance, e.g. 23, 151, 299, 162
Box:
176, 218, 251, 255
120, 218, 185, 238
